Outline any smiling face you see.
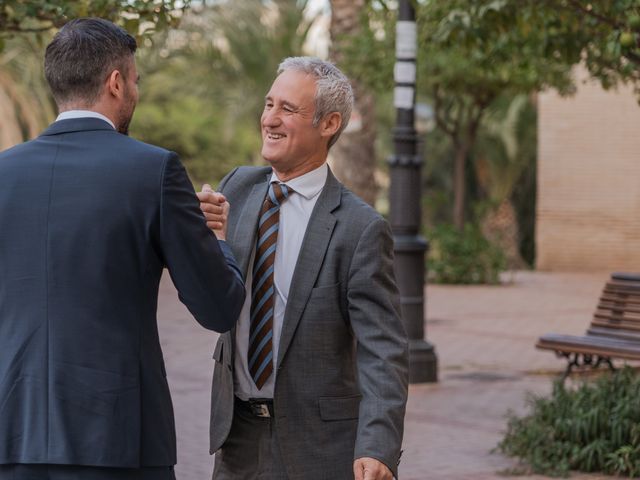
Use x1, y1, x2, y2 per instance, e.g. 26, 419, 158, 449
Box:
261, 70, 339, 181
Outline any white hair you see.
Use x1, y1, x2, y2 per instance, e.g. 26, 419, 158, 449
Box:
277, 56, 354, 148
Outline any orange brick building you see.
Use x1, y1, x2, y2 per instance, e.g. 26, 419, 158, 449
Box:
537, 67, 640, 271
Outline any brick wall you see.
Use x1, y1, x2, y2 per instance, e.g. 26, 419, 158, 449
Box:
537, 66, 640, 271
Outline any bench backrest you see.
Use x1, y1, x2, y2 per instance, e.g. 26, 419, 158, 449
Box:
591, 274, 640, 332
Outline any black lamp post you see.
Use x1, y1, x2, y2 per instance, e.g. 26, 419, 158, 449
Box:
388, 0, 438, 383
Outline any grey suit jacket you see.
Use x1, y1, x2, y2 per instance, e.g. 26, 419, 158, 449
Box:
209, 166, 409, 479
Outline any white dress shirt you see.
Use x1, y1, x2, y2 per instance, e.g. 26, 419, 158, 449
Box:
56, 110, 115, 129
234, 163, 328, 400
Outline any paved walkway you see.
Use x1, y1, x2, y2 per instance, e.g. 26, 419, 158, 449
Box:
157, 270, 619, 479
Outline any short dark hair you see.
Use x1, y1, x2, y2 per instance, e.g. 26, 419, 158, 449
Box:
44, 18, 137, 106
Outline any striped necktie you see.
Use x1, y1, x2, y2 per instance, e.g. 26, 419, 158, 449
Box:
248, 182, 291, 389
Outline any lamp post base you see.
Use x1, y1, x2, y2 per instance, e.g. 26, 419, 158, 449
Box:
408, 339, 438, 383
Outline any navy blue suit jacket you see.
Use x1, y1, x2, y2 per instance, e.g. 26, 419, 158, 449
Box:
0, 118, 245, 468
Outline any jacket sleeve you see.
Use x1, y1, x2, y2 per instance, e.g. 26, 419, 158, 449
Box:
348, 217, 409, 478
159, 152, 245, 332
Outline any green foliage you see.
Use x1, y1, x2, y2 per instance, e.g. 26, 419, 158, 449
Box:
475, 94, 538, 266
421, 1, 578, 96
421, 127, 456, 225
0, 33, 56, 147
427, 223, 506, 284
510, 151, 536, 266
0, 0, 313, 185
499, 367, 640, 477
346, 1, 578, 229
456, 1, 640, 94
349, 0, 579, 122
130, 0, 314, 185
130, 74, 252, 184
420, 95, 537, 266
339, 1, 395, 93
529, 0, 640, 93
198, 0, 315, 141
475, 95, 536, 202
0, 0, 188, 42
0, 1, 190, 146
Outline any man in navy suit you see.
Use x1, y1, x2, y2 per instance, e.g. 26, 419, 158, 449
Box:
0, 18, 245, 480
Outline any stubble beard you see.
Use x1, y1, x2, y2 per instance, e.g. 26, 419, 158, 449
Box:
116, 92, 136, 136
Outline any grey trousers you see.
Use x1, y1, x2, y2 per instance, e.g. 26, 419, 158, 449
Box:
213, 399, 288, 480
0, 464, 175, 480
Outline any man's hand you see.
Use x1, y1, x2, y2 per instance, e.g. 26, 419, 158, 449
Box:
197, 184, 229, 241
353, 457, 393, 480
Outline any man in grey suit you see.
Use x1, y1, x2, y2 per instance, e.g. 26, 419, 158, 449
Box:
204, 57, 409, 480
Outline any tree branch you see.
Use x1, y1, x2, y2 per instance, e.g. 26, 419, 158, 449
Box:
452, 97, 465, 141
433, 86, 456, 138
0, 24, 54, 33
564, 0, 625, 30
624, 50, 640, 66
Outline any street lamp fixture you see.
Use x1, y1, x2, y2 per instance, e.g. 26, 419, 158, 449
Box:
388, 0, 438, 383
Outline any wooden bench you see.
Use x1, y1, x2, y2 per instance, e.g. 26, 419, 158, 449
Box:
536, 272, 640, 379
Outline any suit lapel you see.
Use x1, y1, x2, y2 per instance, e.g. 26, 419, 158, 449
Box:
277, 169, 341, 366
226, 172, 270, 358
229, 175, 270, 277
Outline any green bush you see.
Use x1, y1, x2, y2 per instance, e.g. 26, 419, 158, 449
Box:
427, 223, 506, 284
499, 367, 640, 477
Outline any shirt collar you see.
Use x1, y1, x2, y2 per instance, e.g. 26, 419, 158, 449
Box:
270, 163, 328, 200
56, 110, 116, 130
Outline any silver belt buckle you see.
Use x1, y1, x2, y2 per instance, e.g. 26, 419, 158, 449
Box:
249, 399, 272, 418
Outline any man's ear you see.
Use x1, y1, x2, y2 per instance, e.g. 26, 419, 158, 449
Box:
106, 69, 124, 99
320, 112, 342, 140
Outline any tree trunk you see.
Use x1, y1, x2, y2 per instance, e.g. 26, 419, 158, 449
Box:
481, 198, 526, 269
452, 141, 469, 230
0, 71, 50, 149
329, 0, 377, 206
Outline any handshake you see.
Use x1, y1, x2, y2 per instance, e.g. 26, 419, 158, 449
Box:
197, 184, 229, 241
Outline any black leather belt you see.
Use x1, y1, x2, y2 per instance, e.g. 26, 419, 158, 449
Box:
235, 396, 274, 418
